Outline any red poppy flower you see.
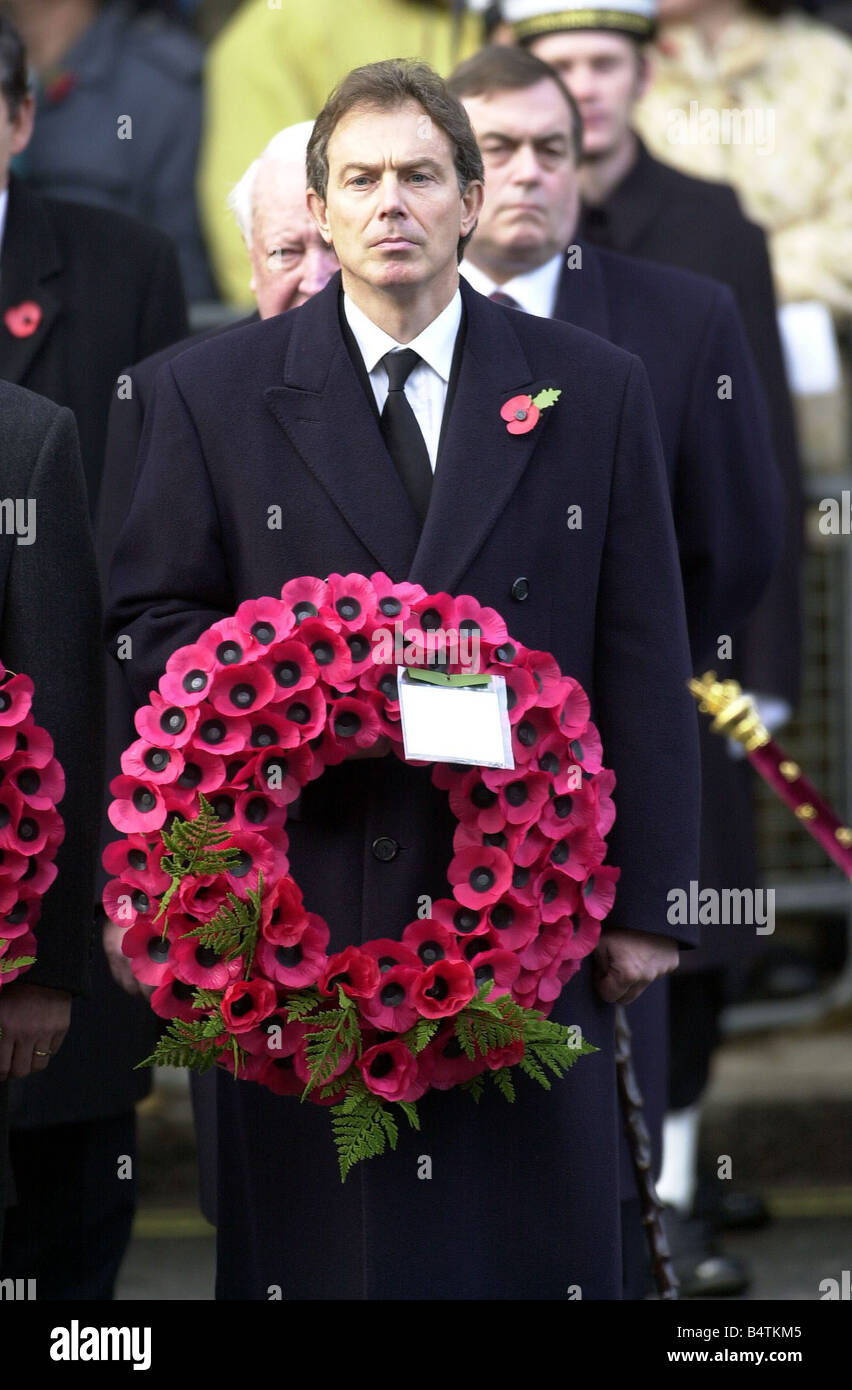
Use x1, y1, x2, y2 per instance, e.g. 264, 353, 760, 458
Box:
467, 946, 520, 999
121, 920, 175, 986
486, 768, 550, 827
522, 650, 564, 707
0, 931, 37, 981
293, 1027, 356, 1087
171, 934, 243, 990
502, 665, 538, 722
234, 596, 296, 648
188, 701, 251, 756
8, 755, 65, 810
518, 917, 575, 972
451, 819, 525, 864
259, 1053, 304, 1096
428, 897, 489, 941
319, 946, 381, 1000
485, 1036, 525, 1070
260, 876, 309, 945
448, 844, 513, 909
579, 864, 620, 920
160, 643, 216, 707
561, 909, 602, 960
108, 775, 167, 834
545, 823, 607, 882
12, 720, 56, 770
483, 895, 539, 951
240, 1014, 303, 1059
4, 301, 42, 338
135, 692, 200, 748
0, 672, 33, 725
449, 769, 505, 835
120, 738, 184, 786
254, 918, 330, 988
402, 917, 464, 966
510, 706, 559, 765
271, 684, 326, 743
500, 393, 539, 435
325, 572, 378, 631
102, 876, 158, 928
150, 976, 199, 1022
221, 978, 278, 1033
319, 696, 383, 763
220, 1049, 269, 1082
209, 662, 277, 718
418, 1027, 486, 1089
358, 1039, 421, 1102
594, 769, 617, 836
280, 575, 331, 626
360, 937, 421, 971
412, 957, 476, 1018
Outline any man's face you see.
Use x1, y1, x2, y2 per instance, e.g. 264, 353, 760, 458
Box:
462, 79, 579, 273
528, 33, 646, 160
308, 100, 482, 299
248, 160, 339, 317
0, 92, 34, 189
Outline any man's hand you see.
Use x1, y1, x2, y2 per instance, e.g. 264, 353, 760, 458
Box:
592, 928, 679, 1006
0, 982, 71, 1081
103, 917, 144, 996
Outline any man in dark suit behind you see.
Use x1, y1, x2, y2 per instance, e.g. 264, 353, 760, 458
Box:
0, 14, 187, 1298
0, 382, 103, 1251
509, 0, 803, 1290
107, 58, 700, 1299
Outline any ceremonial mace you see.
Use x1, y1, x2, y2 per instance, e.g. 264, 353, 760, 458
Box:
614, 671, 852, 1300
688, 672, 852, 874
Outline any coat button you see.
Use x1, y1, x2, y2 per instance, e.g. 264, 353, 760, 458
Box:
511, 576, 530, 601
371, 835, 399, 862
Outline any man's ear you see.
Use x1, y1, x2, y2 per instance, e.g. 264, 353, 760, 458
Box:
306, 189, 332, 246
460, 179, 485, 239
10, 93, 35, 158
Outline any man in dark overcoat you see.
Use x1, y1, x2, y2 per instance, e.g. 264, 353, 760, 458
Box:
107, 58, 700, 1299
0, 382, 103, 1251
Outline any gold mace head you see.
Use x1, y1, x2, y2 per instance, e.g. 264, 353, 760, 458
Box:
687, 672, 771, 752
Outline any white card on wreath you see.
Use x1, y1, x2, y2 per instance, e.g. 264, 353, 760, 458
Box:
396, 666, 515, 769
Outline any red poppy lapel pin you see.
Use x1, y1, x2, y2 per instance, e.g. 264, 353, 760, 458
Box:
3, 302, 43, 339
501, 387, 561, 436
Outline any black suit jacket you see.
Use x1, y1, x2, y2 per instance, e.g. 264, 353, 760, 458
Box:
0, 176, 188, 514
104, 273, 700, 1298
580, 138, 803, 706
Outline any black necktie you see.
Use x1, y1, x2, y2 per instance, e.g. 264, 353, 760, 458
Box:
489, 290, 522, 310
380, 349, 433, 523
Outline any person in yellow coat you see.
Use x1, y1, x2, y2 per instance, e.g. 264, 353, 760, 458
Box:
634, 0, 852, 321
200, 0, 492, 304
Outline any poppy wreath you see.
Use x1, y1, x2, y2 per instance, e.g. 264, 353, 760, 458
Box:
0, 662, 66, 990
103, 573, 619, 1178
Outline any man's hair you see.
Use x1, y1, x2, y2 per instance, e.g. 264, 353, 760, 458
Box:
306, 58, 484, 260
227, 120, 315, 244
447, 45, 583, 162
0, 16, 29, 120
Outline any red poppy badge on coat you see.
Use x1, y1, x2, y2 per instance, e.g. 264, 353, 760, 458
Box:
4, 302, 42, 339
501, 387, 562, 435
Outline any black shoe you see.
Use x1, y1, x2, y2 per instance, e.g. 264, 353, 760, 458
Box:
693, 1183, 771, 1232
662, 1208, 751, 1299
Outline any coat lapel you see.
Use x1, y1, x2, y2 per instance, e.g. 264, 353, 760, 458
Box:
0, 178, 63, 385
263, 276, 422, 578
408, 278, 561, 596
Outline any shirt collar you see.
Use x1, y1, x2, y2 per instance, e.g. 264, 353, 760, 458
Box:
343, 287, 462, 381
459, 253, 564, 319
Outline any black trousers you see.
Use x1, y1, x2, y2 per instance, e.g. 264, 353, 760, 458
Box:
668, 970, 727, 1112
0, 1110, 137, 1299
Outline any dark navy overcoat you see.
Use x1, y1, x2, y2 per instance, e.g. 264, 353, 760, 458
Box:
107, 273, 700, 1299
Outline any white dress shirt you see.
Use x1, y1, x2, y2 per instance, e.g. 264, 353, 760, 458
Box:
460, 253, 564, 320
343, 289, 463, 472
